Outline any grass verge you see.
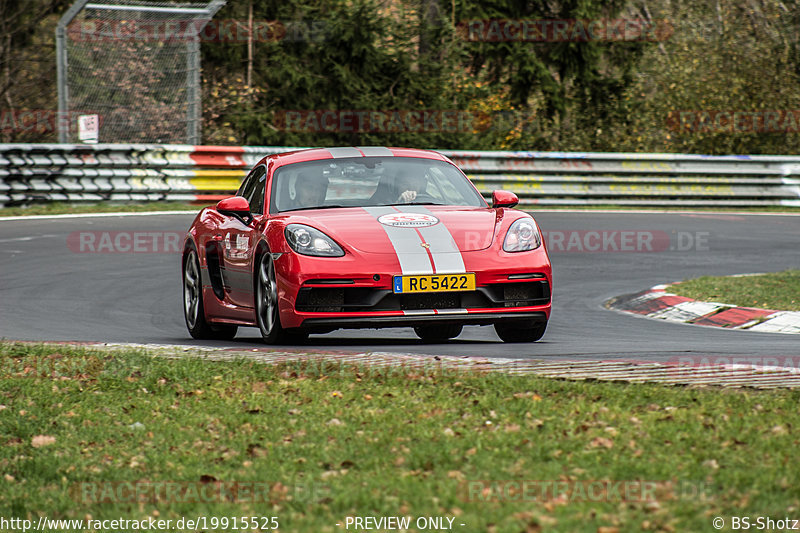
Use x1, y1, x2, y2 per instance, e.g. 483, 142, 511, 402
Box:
672, 270, 800, 311
1, 342, 798, 532
0, 202, 201, 217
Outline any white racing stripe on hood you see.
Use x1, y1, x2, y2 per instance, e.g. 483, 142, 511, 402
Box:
363, 206, 434, 275
363, 206, 467, 275
396, 206, 467, 274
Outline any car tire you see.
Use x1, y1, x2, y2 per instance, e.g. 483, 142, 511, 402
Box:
494, 320, 547, 343
183, 246, 238, 340
414, 324, 463, 342
255, 252, 308, 344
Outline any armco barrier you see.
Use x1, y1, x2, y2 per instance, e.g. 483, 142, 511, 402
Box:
0, 144, 287, 206
1, 144, 800, 208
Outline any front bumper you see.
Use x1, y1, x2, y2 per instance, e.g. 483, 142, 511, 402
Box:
295, 277, 550, 312
275, 247, 553, 330
301, 310, 548, 331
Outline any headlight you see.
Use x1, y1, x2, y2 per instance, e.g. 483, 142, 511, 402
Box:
503, 217, 542, 252
285, 224, 344, 257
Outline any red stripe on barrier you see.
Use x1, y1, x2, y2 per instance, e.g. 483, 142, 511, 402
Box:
190, 145, 247, 167
693, 307, 778, 328
624, 294, 694, 315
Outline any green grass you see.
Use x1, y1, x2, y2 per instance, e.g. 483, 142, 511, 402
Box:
0, 202, 202, 217
672, 270, 800, 311
1, 342, 798, 532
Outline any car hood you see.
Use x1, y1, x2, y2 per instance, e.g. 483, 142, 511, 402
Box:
285, 206, 499, 254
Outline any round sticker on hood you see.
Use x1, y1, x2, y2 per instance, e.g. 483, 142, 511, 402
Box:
378, 213, 439, 228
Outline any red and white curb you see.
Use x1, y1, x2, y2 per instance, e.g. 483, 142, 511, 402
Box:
607, 284, 800, 334
15, 341, 800, 390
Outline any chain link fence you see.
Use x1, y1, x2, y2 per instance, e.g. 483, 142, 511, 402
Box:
56, 0, 224, 144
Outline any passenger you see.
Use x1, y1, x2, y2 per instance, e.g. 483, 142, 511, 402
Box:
294, 171, 328, 208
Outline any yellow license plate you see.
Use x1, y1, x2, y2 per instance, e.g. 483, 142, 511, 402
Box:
393, 273, 476, 294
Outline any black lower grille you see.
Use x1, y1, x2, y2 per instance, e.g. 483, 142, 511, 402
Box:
298, 287, 344, 312
399, 293, 460, 310
501, 281, 549, 307
295, 280, 550, 313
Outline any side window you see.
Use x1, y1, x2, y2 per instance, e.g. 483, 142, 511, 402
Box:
237, 167, 258, 199
248, 166, 267, 214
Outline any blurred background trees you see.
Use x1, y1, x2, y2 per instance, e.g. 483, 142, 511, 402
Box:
0, 0, 66, 142
4, 0, 800, 154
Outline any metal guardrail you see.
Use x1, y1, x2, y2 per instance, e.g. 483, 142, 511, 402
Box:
1, 143, 799, 208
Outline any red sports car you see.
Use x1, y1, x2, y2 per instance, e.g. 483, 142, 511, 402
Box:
182, 147, 552, 343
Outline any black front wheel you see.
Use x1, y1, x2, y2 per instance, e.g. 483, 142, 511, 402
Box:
255, 252, 307, 344
494, 320, 547, 343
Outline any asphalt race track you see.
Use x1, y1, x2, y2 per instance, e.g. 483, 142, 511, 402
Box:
1, 211, 798, 361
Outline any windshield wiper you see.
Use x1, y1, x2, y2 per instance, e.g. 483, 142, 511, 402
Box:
283, 205, 347, 212
385, 202, 445, 206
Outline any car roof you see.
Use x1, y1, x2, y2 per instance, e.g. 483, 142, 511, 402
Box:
261, 147, 452, 169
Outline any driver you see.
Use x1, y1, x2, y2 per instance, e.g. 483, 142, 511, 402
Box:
395, 170, 427, 204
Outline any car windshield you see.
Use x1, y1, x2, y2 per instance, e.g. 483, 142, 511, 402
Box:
269, 156, 487, 213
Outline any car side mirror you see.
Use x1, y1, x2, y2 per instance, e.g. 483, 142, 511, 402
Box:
216, 196, 253, 225
492, 190, 519, 209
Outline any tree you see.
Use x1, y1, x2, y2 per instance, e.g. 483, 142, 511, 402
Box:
0, 0, 66, 142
